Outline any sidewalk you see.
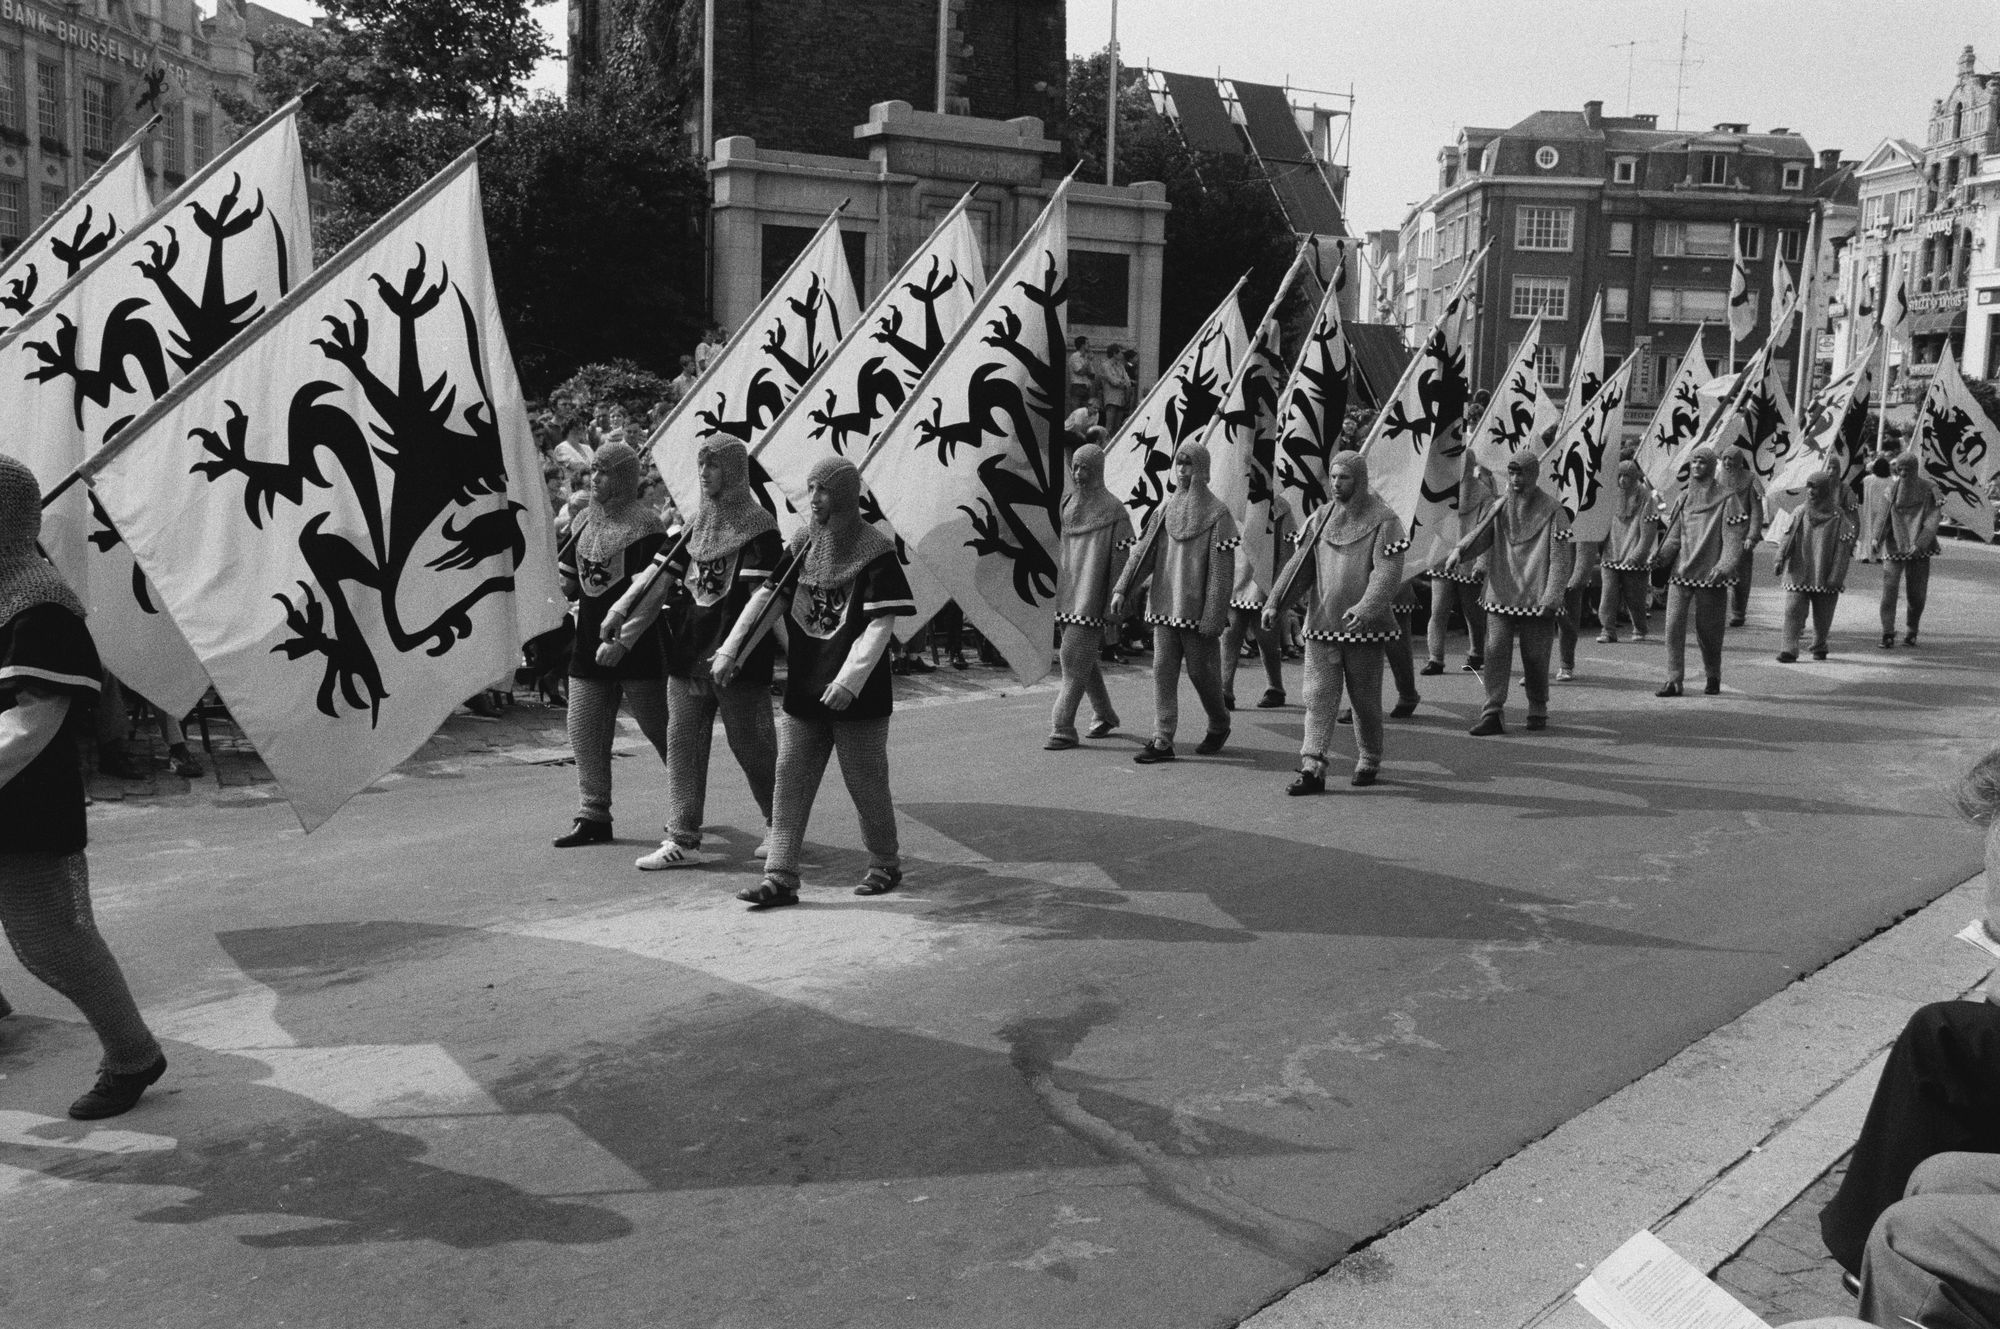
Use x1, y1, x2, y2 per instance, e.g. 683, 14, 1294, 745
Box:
1242, 873, 1993, 1329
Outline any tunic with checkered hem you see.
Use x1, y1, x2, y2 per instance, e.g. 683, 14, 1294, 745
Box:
1601, 492, 1666, 572
1269, 504, 1409, 643
1227, 498, 1295, 612
1872, 478, 1943, 562
1659, 488, 1753, 588
1115, 506, 1240, 636
1452, 492, 1575, 617
1054, 521, 1134, 630
1776, 506, 1858, 594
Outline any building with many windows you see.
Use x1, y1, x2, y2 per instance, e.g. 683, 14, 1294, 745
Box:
1400, 101, 1828, 423
0, 0, 298, 255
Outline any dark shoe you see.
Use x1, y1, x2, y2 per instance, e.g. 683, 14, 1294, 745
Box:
69, 1055, 167, 1120
737, 877, 799, 909
1336, 709, 1353, 725
1286, 767, 1325, 796
1812, 648, 1828, 661
1420, 660, 1445, 676
854, 866, 902, 896
1596, 633, 1616, 643
1223, 692, 1237, 711
1904, 632, 1919, 647
1524, 715, 1547, 731
1133, 741, 1176, 764
1257, 688, 1285, 709
1461, 656, 1484, 673
949, 654, 970, 670
1655, 682, 1682, 697
1468, 714, 1505, 736
553, 818, 612, 848
1776, 651, 1798, 663
904, 656, 936, 674
1703, 677, 1722, 695
1390, 697, 1419, 719
1194, 729, 1229, 755
1043, 734, 1079, 750
1350, 767, 1379, 787
1880, 633, 1896, 649
1085, 718, 1118, 738
1727, 616, 1746, 627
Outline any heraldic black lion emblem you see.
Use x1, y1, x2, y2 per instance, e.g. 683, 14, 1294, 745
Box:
188, 246, 528, 726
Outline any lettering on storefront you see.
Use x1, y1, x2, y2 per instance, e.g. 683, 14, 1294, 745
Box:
0, 0, 196, 89
1911, 289, 1967, 314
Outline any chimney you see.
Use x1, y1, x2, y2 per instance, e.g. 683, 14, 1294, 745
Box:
1583, 99, 1603, 128
1630, 113, 1657, 129
1960, 45, 1976, 78
1819, 148, 1842, 170
1767, 127, 1790, 135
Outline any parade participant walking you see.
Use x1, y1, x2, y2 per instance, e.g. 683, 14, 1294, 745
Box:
1424, 455, 1495, 676
604, 438, 782, 868
1264, 450, 1408, 791
1872, 451, 1942, 648
1444, 451, 1574, 736
1722, 451, 1767, 626
1112, 441, 1239, 763
1653, 447, 1754, 698
717, 456, 915, 908
552, 439, 671, 847
0, 453, 166, 1120
1047, 442, 1132, 749
1221, 491, 1291, 713
1597, 459, 1663, 642
1774, 470, 1859, 662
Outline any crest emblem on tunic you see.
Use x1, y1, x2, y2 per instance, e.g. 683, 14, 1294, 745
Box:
576, 552, 616, 600
797, 582, 846, 638
688, 554, 731, 607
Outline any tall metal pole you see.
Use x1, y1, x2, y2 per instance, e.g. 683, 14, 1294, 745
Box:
1105, 0, 1119, 186
702, 0, 715, 159
935, 0, 950, 112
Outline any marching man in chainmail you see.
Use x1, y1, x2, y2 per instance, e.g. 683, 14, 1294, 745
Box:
1872, 451, 1943, 649
1444, 450, 1574, 735
603, 437, 782, 868
1596, 457, 1664, 643
1111, 440, 1239, 764
1045, 441, 1132, 750
1774, 469, 1859, 663
551, 437, 672, 847
0, 452, 167, 1119
1263, 449, 1408, 792
1653, 446, 1753, 697
714, 456, 914, 908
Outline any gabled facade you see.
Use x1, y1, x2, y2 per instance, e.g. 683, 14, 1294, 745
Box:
1835, 137, 1922, 382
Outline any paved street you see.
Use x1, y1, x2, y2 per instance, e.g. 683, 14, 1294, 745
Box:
5, 546, 1999, 1329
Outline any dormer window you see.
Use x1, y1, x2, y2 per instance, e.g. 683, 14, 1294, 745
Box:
1613, 156, 1637, 184
1781, 162, 1805, 190
1698, 153, 1729, 186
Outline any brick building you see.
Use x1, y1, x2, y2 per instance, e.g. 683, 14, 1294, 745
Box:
0, 0, 295, 254
1401, 101, 1826, 422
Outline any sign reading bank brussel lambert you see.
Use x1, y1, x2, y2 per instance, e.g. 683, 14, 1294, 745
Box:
0, 0, 197, 87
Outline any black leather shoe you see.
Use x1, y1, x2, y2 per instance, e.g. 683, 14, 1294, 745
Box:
1390, 697, 1419, 718
1286, 768, 1325, 796
69, 1055, 167, 1120
1350, 767, 1378, 787
1420, 660, 1445, 676
1655, 682, 1682, 697
1524, 715, 1547, 731
1703, 677, 1722, 695
1133, 741, 1176, 764
1256, 689, 1285, 709
1468, 714, 1504, 736
553, 818, 612, 847
1194, 729, 1229, 755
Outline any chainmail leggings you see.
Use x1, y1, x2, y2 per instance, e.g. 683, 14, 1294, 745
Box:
0, 852, 162, 1074
762, 714, 899, 888
1220, 608, 1283, 701
1050, 624, 1117, 740
567, 674, 669, 824
1152, 625, 1229, 746
1301, 640, 1384, 771
664, 673, 776, 848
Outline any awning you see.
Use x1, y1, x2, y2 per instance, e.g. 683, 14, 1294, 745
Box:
1158, 71, 1242, 155
1911, 309, 1967, 337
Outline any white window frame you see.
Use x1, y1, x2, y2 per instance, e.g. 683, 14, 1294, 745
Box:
1778, 228, 1805, 264
1535, 145, 1560, 170
1649, 286, 1733, 323
1532, 342, 1567, 389
1510, 274, 1570, 320
0, 179, 21, 243
1613, 156, 1637, 184
1605, 286, 1630, 322
1608, 220, 1634, 255
1653, 221, 1734, 258
1736, 224, 1763, 260
1515, 205, 1575, 252
1781, 162, 1806, 190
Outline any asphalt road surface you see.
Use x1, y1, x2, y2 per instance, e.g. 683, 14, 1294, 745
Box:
5, 547, 1997, 1329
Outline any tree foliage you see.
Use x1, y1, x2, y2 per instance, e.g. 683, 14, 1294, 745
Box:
227, 0, 705, 397
1065, 51, 1304, 376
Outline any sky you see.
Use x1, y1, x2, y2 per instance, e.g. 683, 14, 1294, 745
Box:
244, 0, 1988, 236
1065, 0, 1998, 234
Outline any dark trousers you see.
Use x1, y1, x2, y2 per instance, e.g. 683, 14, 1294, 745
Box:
1881, 558, 1932, 637
1821, 1002, 2000, 1274
1664, 584, 1728, 686
1480, 613, 1555, 721
1730, 553, 1755, 620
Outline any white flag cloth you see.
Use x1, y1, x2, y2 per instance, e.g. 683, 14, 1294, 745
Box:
1770, 256, 1799, 347
755, 200, 987, 632
1706, 347, 1800, 486
1913, 347, 2000, 541
1559, 293, 1604, 433
1880, 254, 1911, 345
1728, 236, 1757, 347
1544, 353, 1636, 543
1363, 278, 1474, 560
1771, 342, 1876, 505
1469, 314, 1545, 473
9, 100, 312, 714
646, 210, 860, 515
1636, 326, 1713, 505
864, 179, 1071, 685
1271, 269, 1354, 521
0, 129, 152, 339
85, 154, 564, 830
1105, 276, 1247, 530
1204, 306, 1289, 600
